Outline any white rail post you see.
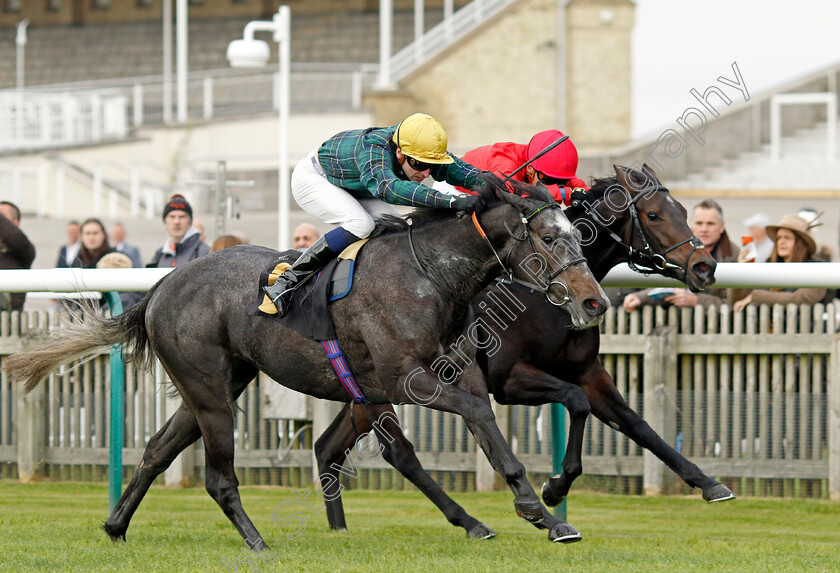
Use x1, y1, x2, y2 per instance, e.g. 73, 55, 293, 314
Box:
93, 168, 104, 216
130, 168, 141, 218
37, 164, 46, 218
414, 0, 424, 64
11, 168, 22, 210
163, 0, 173, 124
145, 188, 155, 219
55, 166, 66, 218
444, 0, 454, 41
176, 0, 189, 124
90, 94, 102, 142
351, 71, 362, 110
108, 189, 119, 218
377, 0, 393, 89
132, 84, 144, 127
203, 76, 213, 120
62, 93, 75, 145
39, 100, 51, 146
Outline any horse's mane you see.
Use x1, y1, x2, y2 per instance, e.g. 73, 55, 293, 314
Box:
565, 167, 666, 218
370, 172, 554, 237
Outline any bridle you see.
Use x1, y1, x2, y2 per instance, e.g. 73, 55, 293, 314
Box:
576, 185, 704, 282
486, 203, 586, 307
406, 201, 586, 307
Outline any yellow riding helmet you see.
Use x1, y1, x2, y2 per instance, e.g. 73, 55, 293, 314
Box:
392, 113, 454, 165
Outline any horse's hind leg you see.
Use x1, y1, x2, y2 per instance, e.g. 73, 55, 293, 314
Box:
104, 368, 255, 543
198, 399, 269, 550
103, 403, 201, 542
313, 403, 365, 531
581, 361, 735, 502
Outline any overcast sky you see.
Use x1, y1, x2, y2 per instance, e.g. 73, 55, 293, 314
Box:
632, 0, 840, 138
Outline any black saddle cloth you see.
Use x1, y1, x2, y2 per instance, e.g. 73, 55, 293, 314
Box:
256, 250, 343, 341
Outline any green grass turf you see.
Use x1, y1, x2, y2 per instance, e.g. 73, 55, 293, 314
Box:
0, 482, 837, 572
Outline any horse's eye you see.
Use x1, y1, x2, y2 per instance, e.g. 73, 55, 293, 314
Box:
542, 235, 554, 244
647, 212, 659, 221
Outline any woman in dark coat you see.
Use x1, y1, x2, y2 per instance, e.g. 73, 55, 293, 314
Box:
72, 218, 115, 269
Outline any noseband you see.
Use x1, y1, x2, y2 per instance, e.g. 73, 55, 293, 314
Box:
578, 186, 703, 282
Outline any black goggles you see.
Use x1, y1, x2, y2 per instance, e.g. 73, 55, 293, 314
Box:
537, 172, 570, 187
405, 155, 433, 171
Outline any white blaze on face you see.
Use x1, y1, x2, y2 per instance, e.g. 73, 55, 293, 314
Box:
549, 210, 574, 235
545, 209, 583, 262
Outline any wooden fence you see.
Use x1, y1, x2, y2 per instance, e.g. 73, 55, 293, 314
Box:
1, 304, 839, 499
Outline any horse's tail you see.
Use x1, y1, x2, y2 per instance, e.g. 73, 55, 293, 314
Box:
4, 285, 159, 395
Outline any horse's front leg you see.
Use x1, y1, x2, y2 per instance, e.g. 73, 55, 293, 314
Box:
395, 361, 581, 543
357, 403, 496, 539
490, 361, 591, 508
315, 403, 494, 538
580, 361, 735, 503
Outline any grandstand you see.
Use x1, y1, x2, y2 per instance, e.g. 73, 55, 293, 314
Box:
1, 0, 839, 252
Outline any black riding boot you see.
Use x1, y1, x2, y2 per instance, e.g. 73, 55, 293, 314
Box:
263, 235, 336, 316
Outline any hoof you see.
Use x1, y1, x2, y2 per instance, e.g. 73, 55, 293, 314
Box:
703, 483, 736, 503
514, 499, 544, 523
541, 480, 565, 508
549, 522, 582, 544
467, 523, 496, 540
102, 522, 126, 543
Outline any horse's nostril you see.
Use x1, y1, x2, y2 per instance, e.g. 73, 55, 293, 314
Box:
584, 298, 604, 315
694, 262, 709, 274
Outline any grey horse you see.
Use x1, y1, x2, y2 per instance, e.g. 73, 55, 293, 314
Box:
4, 175, 608, 549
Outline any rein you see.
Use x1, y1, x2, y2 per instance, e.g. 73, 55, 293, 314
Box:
578, 186, 703, 281
407, 222, 460, 304
405, 201, 586, 307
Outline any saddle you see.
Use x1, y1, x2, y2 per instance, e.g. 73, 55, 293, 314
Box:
256, 239, 368, 341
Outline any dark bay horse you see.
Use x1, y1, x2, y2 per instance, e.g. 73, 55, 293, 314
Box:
5, 176, 609, 548
313, 164, 735, 538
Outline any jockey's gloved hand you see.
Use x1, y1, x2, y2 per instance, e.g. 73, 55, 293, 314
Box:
451, 194, 486, 214
569, 188, 589, 206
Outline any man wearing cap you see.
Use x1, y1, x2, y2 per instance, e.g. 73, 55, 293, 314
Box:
149, 194, 210, 268
741, 213, 774, 263
263, 112, 487, 316
438, 130, 588, 204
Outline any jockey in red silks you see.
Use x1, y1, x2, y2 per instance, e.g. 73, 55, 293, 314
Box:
440, 130, 589, 205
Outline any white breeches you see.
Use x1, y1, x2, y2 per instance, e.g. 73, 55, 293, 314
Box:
292, 150, 399, 238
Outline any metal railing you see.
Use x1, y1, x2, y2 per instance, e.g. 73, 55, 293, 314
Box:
0, 64, 379, 153
389, 0, 518, 83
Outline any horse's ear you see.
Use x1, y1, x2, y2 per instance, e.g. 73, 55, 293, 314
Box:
613, 164, 632, 191
641, 162, 658, 182
497, 187, 532, 212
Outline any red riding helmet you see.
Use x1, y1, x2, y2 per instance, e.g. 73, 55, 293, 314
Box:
526, 130, 579, 179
